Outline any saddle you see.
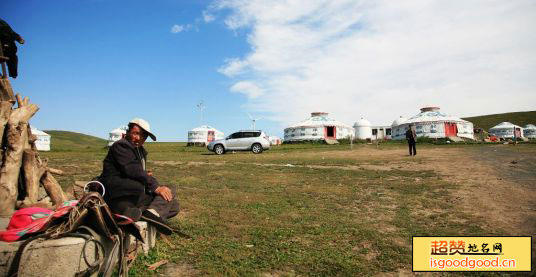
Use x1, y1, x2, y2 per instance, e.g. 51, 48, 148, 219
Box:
7, 192, 143, 277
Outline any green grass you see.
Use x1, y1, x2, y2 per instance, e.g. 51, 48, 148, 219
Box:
462, 110, 536, 130
44, 130, 107, 151
37, 140, 531, 275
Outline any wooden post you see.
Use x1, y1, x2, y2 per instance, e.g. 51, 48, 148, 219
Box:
41, 171, 67, 206
0, 101, 13, 149
0, 94, 38, 216
22, 149, 47, 204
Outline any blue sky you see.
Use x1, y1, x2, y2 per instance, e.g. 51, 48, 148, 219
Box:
3, 0, 536, 141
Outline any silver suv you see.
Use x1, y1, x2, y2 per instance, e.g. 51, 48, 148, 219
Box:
207, 130, 271, 155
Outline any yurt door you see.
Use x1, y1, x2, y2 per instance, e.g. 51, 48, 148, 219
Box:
444, 123, 458, 136
207, 131, 215, 142
514, 128, 521, 138
325, 126, 336, 139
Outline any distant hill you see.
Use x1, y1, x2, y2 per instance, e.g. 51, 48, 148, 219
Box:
462, 111, 536, 131
44, 130, 107, 151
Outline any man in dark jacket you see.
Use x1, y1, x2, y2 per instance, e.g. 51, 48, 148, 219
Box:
405, 124, 417, 156
0, 19, 25, 78
99, 118, 179, 233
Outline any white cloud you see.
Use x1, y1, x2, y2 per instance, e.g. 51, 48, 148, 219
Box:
230, 81, 264, 99
218, 58, 249, 77
202, 10, 216, 23
211, 0, 536, 127
170, 24, 192, 34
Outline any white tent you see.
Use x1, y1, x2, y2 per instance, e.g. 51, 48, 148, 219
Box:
489, 122, 524, 139
523, 124, 536, 139
30, 126, 51, 151
353, 118, 391, 141
187, 125, 224, 146
391, 106, 474, 140
390, 116, 408, 140
268, 136, 282, 145
108, 126, 127, 146
353, 118, 372, 140
284, 112, 354, 142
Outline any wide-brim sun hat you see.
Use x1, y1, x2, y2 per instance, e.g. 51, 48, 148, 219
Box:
129, 118, 157, 141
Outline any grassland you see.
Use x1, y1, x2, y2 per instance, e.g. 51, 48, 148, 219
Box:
44, 130, 107, 151
39, 136, 536, 275
462, 110, 536, 130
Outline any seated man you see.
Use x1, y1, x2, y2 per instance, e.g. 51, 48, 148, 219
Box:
99, 118, 179, 234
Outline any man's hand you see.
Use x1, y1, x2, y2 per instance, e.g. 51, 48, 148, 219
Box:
155, 186, 172, 202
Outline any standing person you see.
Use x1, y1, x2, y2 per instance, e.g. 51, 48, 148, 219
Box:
0, 19, 25, 78
99, 118, 179, 234
405, 124, 417, 156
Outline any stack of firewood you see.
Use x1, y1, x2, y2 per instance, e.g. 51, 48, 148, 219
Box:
0, 89, 67, 217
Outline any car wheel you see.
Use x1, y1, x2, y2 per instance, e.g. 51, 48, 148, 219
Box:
214, 144, 225, 155
251, 143, 263, 154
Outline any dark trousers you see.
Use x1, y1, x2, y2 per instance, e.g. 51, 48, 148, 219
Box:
6, 53, 18, 78
109, 186, 180, 222
408, 139, 416, 156
2, 46, 19, 78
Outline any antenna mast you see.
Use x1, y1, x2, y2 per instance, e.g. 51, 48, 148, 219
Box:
196, 101, 206, 125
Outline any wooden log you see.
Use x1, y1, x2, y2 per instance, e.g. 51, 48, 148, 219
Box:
0, 101, 13, 151
17, 197, 53, 209
26, 126, 35, 150
0, 79, 16, 102
41, 171, 67, 206
47, 167, 64, 175
0, 94, 39, 216
71, 181, 89, 200
22, 150, 47, 204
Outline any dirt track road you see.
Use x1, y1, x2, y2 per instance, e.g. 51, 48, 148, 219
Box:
395, 144, 536, 236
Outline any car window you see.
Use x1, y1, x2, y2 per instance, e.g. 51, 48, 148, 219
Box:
229, 132, 243, 139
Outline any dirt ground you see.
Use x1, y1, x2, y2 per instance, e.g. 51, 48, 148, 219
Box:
351, 144, 536, 274
314, 144, 536, 236
402, 145, 536, 236
326, 144, 536, 274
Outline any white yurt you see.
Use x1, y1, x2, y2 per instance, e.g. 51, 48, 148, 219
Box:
284, 112, 354, 142
187, 125, 224, 146
353, 118, 372, 140
30, 126, 51, 151
489, 122, 524, 139
523, 124, 536, 139
268, 136, 282, 145
391, 106, 474, 140
108, 126, 127, 146
391, 116, 408, 140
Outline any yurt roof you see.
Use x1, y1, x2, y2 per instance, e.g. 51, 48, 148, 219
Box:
353, 118, 371, 127
391, 116, 408, 127
30, 126, 50, 137
403, 107, 469, 125
490, 122, 523, 130
110, 126, 128, 135
524, 124, 536, 130
189, 125, 222, 132
287, 112, 353, 129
